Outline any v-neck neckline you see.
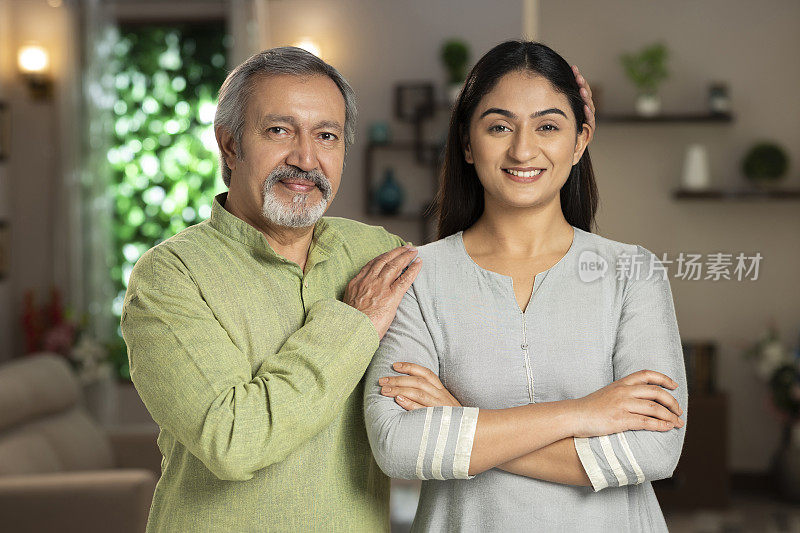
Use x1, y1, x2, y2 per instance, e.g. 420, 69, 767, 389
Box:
455, 226, 581, 314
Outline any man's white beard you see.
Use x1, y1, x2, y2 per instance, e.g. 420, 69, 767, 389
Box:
261, 186, 328, 228
260, 165, 333, 228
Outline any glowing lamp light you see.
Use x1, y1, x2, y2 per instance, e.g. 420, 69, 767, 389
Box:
294, 38, 322, 58
18, 44, 52, 100
18, 45, 49, 74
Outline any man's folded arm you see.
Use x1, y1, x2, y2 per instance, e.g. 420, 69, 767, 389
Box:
120, 247, 380, 482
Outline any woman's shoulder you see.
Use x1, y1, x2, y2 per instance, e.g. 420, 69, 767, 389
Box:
575, 227, 657, 261
414, 232, 465, 263
574, 228, 666, 286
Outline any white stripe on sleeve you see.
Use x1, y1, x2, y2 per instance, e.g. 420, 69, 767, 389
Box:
574, 437, 609, 491
453, 407, 479, 479
415, 407, 434, 480
616, 432, 645, 484
431, 406, 452, 480
599, 435, 629, 487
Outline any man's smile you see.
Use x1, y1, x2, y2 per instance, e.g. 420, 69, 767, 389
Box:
279, 179, 317, 193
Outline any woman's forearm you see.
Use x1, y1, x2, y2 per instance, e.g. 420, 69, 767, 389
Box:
467, 400, 576, 476
496, 437, 591, 486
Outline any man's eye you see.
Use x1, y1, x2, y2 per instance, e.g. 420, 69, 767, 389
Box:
489, 125, 510, 133
539, 124, 559, 132
267, 127, 287, 135
319, 132, 338, 141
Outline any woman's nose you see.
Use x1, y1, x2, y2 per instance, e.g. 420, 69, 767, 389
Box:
508, 129, 540, 163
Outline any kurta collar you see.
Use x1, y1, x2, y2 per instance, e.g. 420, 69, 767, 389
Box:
208, 192, 342, 269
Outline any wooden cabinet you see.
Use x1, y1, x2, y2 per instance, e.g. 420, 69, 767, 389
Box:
654, 393, 730, 509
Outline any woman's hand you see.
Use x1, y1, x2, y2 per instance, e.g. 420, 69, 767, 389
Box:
570, 370, 685, 438
379, 362, 462, 410
572, 64, 596, 137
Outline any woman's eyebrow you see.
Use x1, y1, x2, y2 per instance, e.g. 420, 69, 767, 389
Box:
479, 107, 567, 119
531, 107, 567, 119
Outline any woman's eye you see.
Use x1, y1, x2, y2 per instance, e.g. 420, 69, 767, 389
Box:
539, 124, 559, 132
489, 125, 511, 133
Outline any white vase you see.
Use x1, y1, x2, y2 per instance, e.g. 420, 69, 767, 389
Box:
82, 376, 118, 426
635, 93, 661, 117
681, 144, 711, 191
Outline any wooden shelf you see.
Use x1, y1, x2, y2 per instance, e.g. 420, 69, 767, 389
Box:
366, 141, 443, 154
597, 112, 733, 124
364, 142, 440, 243
673, 187, 800, 200
365, 212, 429, 221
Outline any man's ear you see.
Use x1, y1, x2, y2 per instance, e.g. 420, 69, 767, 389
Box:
215, 127, 239, 171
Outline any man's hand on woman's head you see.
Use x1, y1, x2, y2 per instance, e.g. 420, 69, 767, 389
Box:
572, 64, 596, 140
379, 362, 462, 410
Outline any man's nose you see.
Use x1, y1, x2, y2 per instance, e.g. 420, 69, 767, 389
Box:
508, 128, 540, 162
285, 132, 319, 172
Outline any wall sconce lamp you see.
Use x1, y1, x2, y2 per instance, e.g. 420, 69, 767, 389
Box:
293, 38, 322, 59
18, 44, 53, 100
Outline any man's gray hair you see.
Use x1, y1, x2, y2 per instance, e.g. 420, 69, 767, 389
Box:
214, 47, 357, 187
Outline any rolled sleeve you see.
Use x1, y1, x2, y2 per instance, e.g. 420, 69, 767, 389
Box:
575, 246, 688, 492
363, 284, 479, 480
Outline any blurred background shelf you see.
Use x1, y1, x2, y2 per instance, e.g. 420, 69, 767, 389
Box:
596, 112, 734, 124
673, 188, 800, 200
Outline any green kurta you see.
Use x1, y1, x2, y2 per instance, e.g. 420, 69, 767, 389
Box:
121, 193, 404, 532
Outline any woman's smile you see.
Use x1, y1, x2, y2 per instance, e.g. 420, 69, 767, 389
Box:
503, 167, 546, 183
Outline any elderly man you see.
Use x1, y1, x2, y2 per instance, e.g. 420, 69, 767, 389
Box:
122, 47, 597, 532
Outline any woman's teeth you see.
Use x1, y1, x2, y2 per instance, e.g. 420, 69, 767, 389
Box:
505, 169, 543, 178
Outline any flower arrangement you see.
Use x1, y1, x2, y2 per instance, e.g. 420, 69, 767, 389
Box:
744, 325, 800, 423
21, 288, 113, 385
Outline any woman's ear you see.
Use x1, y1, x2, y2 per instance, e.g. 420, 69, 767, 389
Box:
463, 135, 474, 164
572, 123, 592, 165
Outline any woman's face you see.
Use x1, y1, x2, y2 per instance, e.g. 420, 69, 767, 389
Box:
465, 70, 590, 211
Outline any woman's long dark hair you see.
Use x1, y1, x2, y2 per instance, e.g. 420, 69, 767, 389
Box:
435, 40, 599, 239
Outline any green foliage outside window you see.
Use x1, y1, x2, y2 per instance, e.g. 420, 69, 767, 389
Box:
106, 22, 229, 379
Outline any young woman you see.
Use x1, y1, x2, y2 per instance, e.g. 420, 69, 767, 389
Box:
363, 40, 687, 532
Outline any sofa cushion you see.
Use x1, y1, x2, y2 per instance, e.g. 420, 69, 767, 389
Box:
0, 408, 114, 475
0, 430, 63, 475
0, 354, 80, 433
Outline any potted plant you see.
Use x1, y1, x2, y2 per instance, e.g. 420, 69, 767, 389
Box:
742, 142, 789, 188
441, 39, 469, 105
620, 42, 669, 116
745, 325, 800, 502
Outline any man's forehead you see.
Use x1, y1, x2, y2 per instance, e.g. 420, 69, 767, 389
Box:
247, 73, 345, 125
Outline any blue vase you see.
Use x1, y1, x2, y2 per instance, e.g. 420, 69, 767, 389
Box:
375, 168, 404, 215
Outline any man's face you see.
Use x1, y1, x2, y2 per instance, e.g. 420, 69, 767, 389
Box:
224, 74, 346, 228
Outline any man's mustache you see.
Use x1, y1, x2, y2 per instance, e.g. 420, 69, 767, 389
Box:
264, 166, 333, 199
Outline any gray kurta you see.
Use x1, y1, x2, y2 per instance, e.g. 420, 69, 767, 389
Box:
363, 226, 687, 532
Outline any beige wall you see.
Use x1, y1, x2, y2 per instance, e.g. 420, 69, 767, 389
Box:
0, 0, 9, 362
0, 0, 74, 360
538, 0, 800, 471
